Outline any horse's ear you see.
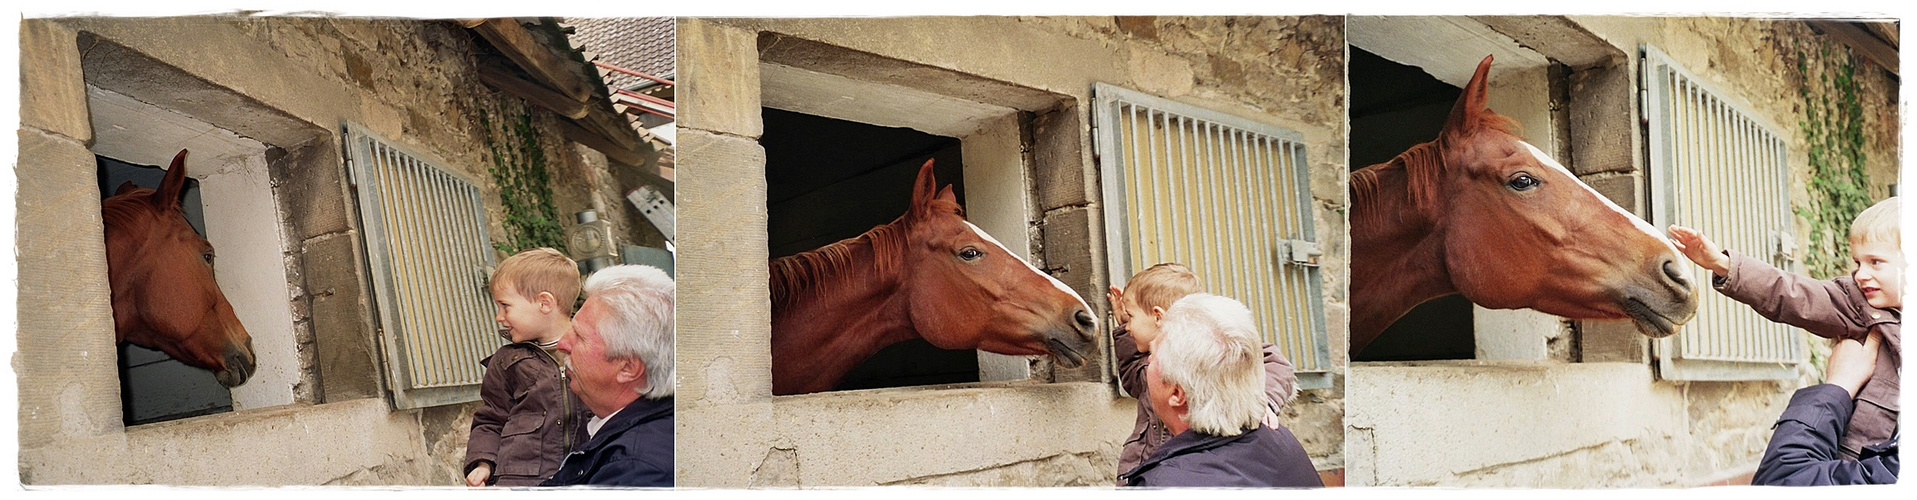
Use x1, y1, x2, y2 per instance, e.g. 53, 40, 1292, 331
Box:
909, 158, 938, 214
114, 182, 140, 196
1443, 55, 1495, 138
151, 149, 190, 209
934, 184, 956, 205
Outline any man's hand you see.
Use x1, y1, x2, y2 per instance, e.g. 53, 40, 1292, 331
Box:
465, 462, 493, 487
1825, 334, 1881, 398
1107, 285, 1131, 328
1669, 225, 1732, 276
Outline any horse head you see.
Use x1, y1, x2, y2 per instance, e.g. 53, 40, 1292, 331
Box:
1425, 55, 1698, 338
103, 149, 257, 387
895, 160, 1100, 368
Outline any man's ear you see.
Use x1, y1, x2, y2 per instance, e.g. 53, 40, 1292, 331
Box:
1167, 383, 1187, 410
616, 358, 649, 389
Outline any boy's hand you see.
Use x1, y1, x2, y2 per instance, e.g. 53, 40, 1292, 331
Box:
465, 462, 492, 487
1826, 334, 1880, 398
1668, 225, 1731, 276
1107, 285, 1131, 328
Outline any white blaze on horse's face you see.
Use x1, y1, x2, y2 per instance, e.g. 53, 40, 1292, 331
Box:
1518, 141, 1693, 285
963, 221, 1096, 318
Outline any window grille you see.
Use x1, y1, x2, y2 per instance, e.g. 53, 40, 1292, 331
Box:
1641, 46, 1804, 380
1092, 84, 1332, 389
345, 123, 503, 408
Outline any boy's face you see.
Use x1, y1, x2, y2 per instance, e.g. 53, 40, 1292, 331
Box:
492, 282, 552, 343
1851, 239, 1905, 310
1123, 293, 1163, 351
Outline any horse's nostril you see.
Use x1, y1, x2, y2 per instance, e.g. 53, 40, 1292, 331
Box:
1663, 259, 1690, 289
1074, 309, 1096, 329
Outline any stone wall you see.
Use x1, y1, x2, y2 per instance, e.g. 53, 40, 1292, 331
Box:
16, 16, 628, 485
676, 16, 1346, 487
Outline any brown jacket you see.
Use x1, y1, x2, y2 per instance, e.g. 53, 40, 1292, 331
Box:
1716, 250, 1900, 458
465, 342, 592, 486
1113, 324, 1298, 484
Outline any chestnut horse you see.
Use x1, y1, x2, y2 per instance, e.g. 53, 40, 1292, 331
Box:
103, 150, 257, 387
769, 160, 1098, 395
1348, 55, 1698, 355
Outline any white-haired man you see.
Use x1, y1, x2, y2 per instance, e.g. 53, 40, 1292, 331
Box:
543, 265, 675, 487
1118, 293, 1321, 487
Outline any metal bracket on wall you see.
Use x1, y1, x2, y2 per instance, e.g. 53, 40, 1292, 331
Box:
1283, 239, 1322, 267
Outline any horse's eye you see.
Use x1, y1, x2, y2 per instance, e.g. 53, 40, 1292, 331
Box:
202, 252, 215, 265
957, 247, 984, 262
1507, 174, 1541, 191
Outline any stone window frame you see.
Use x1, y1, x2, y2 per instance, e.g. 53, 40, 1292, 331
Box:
747, 32, 1114, 396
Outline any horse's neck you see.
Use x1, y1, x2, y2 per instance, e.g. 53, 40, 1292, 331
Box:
1349, 163, 1459, 351
99, 205, 149, 340
769, 236, 918, 395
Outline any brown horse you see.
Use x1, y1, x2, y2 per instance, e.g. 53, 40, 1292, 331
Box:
1348, 55, 1698, 355
769, 160, 1098, 395
103, 150, 257, 387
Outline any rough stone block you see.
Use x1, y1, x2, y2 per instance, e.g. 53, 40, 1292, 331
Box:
675, 128, 772, 404
678, 20, 763, 138
19, 20, 92, 142
14, 128, 124, 444
1032, 105, 1093, 211
302, 232, 381, 402
1580, 319, 1649, 364
1584, 172, 1647, 215
1567, 64, 1639, 176
1039, 206, 1104, 383
272, 137, 351, 240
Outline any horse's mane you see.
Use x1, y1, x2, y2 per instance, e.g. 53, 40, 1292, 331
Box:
1349, 113, 1521, 229
100, 189, 162, 231
769, 217, 910, 308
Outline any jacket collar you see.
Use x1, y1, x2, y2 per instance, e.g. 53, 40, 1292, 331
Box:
578, 396, 674, 451
1118, 426, 1256, 483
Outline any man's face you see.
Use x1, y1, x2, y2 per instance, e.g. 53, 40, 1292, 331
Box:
1851, 239, 1905, 310
557, 297, 633, 416
1145, 348, 1185, 434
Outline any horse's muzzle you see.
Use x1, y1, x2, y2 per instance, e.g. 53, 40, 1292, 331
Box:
214, 343, 256, 388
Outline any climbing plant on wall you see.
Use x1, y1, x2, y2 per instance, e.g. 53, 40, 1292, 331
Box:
1793, 39, 1874, 280
480, 98, 568, 255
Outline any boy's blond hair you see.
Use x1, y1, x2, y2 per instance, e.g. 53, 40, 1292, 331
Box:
1849, 196, 1900, 249
493, 248, 582, 310
1125, 263, 1203, 311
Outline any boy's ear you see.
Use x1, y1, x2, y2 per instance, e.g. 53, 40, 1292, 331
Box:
537, 291, 557, 313
1150, 306, 1166, 320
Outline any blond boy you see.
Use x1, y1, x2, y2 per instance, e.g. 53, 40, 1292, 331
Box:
464, 248, 593, 486
1107, 263, 1299, 483
1670, 196, 1901, 459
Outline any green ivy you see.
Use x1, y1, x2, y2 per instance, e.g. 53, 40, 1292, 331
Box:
479, 99, 567, 255
1791, 39, 1875, 280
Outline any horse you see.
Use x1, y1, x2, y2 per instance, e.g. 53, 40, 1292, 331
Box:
103, 149, 257, 387
769, 159, 1099, 395
1347, 55, 1698, 356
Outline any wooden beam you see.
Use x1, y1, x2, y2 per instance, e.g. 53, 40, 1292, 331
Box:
476, 63, 589, 119
559, 118, 651, 167
467, 18, 597, 102
1807, 21, 1900, 76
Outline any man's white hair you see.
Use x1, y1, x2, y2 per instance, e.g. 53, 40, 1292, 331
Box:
1154, 293, 1264, 436
583, 265, 675, 399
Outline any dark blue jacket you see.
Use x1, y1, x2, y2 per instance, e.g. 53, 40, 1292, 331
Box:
541, 396, 675, 487
1119, 423, 1322, 488
1752, 384, 1898, 485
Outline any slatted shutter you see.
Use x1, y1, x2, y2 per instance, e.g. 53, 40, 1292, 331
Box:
1093, 84, 1333, 389
1641, 46, 1805, 380
345, 123, 504, 408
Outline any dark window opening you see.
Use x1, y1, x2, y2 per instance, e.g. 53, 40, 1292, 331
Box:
761, 108, 978, 391
98, 154, 235, 425
1349, 48, 1474, 362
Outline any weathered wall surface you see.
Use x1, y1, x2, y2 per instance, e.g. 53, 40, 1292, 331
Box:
17, 16, 622, 484
1350, 16, 1899, 487
677, 16, 1345, 487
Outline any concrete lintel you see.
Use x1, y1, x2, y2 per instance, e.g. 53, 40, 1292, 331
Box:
1473, 16, 1628, 70
756, 32, 1068, 114
76, 32, 326, 149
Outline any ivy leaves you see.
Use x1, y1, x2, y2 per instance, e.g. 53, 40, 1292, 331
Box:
1792, 39, 1873, 280
480, 100, 568, 256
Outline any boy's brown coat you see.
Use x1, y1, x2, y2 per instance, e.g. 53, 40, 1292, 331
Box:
1717, 250, 1900, 457
466, 342, 592, 486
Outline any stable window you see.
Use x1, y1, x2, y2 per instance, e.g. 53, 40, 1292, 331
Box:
345, 124, 504, 409
1641, 45, 1804, 380
1092, 84, 1332, 389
